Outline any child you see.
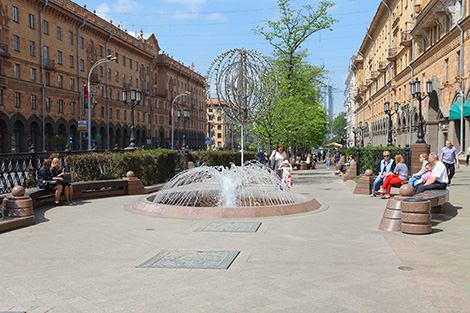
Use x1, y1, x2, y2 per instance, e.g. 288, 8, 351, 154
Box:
415, 163, 433, 185
278, 160, 293, 188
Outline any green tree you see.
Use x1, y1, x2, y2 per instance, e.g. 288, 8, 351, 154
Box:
51, 135, 67, 151
251, 0, 336, 153
331, 112, 347, 144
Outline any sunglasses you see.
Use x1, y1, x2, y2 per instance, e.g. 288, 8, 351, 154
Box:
384, 155, 390, 157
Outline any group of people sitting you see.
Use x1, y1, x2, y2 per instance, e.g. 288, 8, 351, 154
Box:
37, 158, 75, 206
370, 151, 448, 199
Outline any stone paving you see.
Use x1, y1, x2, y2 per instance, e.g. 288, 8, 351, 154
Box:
0, 163, 469, 312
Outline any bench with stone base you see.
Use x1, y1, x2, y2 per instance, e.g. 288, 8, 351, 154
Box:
378, 184, 449, 233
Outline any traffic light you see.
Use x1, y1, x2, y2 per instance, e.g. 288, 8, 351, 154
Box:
83, 83, 88, 108
69, 135, 73, 145
169, 110, 172, 125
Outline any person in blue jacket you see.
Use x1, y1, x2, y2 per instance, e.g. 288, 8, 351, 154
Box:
370, 151, 396, 197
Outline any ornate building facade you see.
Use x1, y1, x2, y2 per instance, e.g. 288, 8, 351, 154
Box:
344, 57, 356, 147
0, 0, 206, 153
351, 0, 469, 153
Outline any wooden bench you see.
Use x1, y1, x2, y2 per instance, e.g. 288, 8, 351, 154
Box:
26, 179, 130, 209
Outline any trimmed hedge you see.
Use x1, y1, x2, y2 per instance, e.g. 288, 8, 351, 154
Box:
191, 150, 257, 167
67, 149, 179, 186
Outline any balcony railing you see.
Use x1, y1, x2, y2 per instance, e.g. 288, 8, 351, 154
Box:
378, 61, 387, 72
387, 48, 398, 61
0, 76, 7, 87
400, 30, 412, 46
43, 59, 56, 70
90, 73, 100, 83
0, 43, 9, 57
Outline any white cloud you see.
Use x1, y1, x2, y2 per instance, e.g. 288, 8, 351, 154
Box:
206, 13, 227, 22
95, 0, 143, 22
162, 0, 206, 12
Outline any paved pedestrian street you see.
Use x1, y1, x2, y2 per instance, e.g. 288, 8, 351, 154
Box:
1, 164, 469, 312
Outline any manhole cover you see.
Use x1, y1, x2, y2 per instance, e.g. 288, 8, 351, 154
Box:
137, 249, 240, 269
398, 266, 414, 271
194, 222, 261, 233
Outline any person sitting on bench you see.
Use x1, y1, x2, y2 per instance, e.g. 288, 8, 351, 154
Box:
37, 158, 64, 206
415, 152, 448, 195
336, 155, 355, 176
377, 154, 408, 199
371, 151, 395, 197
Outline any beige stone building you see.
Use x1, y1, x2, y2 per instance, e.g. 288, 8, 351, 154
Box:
206, 98, 234, 150
351, 0, 470, 154
0, 0, 206, 153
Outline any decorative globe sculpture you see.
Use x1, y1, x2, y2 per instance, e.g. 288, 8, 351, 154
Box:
400, 184, 414, 196
365, 169, 373, 176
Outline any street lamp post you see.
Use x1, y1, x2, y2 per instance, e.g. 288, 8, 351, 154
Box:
411, 79, 433, 144
182, 109, 190, 150
171, 91, 190, 150
87, 55, 116, 151
122, 89, 142, 149
358, 121, 369, 147
384, 101, 399, 146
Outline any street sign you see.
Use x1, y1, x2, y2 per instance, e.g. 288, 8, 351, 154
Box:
205, 137, 211, 145
146, 139, 152, 145
78, 120, 87, 131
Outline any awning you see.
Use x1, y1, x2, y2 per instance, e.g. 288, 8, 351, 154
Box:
449, 99, 470, 120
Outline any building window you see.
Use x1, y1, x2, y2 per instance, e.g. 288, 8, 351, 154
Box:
110, 108, 112, 119
99, 45, 103, 56
57, 26, 62, 40
117, 109, 120, 120
217, 133, 222, 138
70, 78, 75, 91
70, 55, 74, 68
115, 52, 118, 63
135, 61, 138, 71
0, 90, 3, 106
107, 69, 111, 79
116, 90, 119, 100
99, 66, 103, 77
71, 102, 75, 115
92, 105, 95, 117
80, 59, 84, 71
115, 71, 119, 82
130, 76, 132, 86
69, 31, 73, 45
59, 99, 63, 113
30, 41, 35, 56
13, 35, 19, 51
217, 116, 222, 121
101, 106, 104, 118
100, 86, 104, 97
57, 51, 62, 64
123, 56, 126, 66
46, 98, 50, 112
445, 58, 449, 82
45, 72, 50, 85
15, 92, 21, 108
217, 125, 222, 130
58, 75, 63, 88
124, 110, 127, 121
14, 64, 20, 79
31, 95, 37, 110
29, 14, 35, 29
43, 20, 48, 34
12, 6, 18, 22
31, 68, 36, 82
123, 73, 126, 83
137, 112, 140, 123
80, 37, 84, 49
130, 59, 132, 69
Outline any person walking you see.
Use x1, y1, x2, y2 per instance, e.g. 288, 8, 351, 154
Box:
415, 152, 448, 194
257, 148, 267, 167
325, 149, 332, 169
371, 151, 396, 197
439, 140, 459, 185
270, 143, 288, 178
466, 146, 470, 167
334, 147, 341, 164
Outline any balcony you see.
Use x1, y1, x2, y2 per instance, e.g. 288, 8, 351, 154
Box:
0, 76, 7, 87
90, 73, 100, 83
122, 83, 132, 90
43, 59, 56, 70
86, 46, 98, 62
0, 43, 9, 57
387, 48, 398, 61
400, 30, 412, 46
371, 71, 378, 80
378, 61, 387, 73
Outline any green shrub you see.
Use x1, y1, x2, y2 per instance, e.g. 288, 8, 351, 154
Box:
192, 151, 257, 167
67, 152, 114, 182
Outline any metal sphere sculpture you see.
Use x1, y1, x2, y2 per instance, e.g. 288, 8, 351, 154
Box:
206, 48, 276, 164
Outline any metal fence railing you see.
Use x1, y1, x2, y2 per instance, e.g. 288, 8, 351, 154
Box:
355, 146, 410, 176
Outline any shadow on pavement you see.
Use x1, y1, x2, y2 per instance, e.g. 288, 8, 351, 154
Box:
431, 203, 461, 226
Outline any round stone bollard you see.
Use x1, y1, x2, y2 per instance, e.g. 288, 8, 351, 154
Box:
378, 198, 402, 232
401, 198, 432, 234
399, 184, 414, 196
4, 186, 34, 217
365, 169, 373, 176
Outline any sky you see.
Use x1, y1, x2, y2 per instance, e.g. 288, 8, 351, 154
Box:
81, 0, 379, 117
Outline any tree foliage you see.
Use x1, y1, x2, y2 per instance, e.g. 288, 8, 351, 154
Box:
331, 112, 347, 144
250, 0, 336, 153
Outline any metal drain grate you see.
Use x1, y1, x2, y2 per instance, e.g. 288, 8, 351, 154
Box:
137, 249, 240, 269
194, 222, 261, 233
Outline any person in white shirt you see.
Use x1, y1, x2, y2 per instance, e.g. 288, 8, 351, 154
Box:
415, 152, 449, 194
270, 143, 288, 178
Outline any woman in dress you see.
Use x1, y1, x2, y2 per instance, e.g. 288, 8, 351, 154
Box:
270, 143, 288, 178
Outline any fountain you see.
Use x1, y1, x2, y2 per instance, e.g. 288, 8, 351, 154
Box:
132, 163, 320, 219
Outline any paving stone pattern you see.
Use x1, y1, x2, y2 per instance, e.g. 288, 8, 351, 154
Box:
194, 222, 261, 233
137, 249, 240, 269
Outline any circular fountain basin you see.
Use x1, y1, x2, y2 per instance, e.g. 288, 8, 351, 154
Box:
132, 194, 321, 219
131, 163, 321, 219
